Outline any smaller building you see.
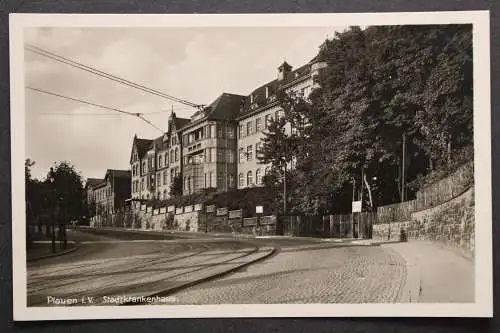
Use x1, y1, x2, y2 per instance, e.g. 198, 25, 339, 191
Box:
85, 169, 131, 226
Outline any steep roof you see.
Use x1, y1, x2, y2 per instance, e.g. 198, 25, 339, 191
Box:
206, 93, 246, 121
107, 169, 131, 179
85, 178, 104, 188
180, 93, 245, 130
134, 137, 153, 158
174, 116, 190, 130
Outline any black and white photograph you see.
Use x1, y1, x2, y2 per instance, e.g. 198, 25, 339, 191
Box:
9, 12, 492, 320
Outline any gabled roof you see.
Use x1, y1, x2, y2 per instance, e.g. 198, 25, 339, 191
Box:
106, 169, 131, 180
135, 136, 153, 157
205, 93, 246, 121
85, 178, 104, 189
153, 136, 167, 151
180, 93, 245, 130
174, 116, 190, 130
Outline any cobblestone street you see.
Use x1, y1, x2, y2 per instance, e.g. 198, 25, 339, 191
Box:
172, 243, 406, 304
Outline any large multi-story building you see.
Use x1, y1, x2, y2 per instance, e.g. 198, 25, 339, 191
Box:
130, 113, 188, 201
128, 55, 327, 202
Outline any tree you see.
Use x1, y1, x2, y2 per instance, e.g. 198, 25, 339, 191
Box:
45, 161, 84, 222
260, 25, 473, 215
169, 174, 183, 197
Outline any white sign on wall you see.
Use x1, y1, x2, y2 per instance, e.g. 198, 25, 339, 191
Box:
352, 200, 362, 213
256, 206, 263, 214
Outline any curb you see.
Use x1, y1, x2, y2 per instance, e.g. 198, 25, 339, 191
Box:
123, 246, 278, 305
27, 241, 80, 262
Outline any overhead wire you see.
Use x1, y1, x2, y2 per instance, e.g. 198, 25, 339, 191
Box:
25, 43, 205, 110
26, 86, 165, 133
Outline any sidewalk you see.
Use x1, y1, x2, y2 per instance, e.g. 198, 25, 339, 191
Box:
27, 240, 78, 261
383, 241, 474, 303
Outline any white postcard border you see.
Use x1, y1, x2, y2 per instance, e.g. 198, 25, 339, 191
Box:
9, 11, 492, 320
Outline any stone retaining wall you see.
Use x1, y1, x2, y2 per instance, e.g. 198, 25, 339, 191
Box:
373, 187, 474, 257
408, 187, 474, 257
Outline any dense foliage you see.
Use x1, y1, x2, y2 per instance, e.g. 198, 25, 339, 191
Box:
26, 160, 85, 223
259, 25, 473, 215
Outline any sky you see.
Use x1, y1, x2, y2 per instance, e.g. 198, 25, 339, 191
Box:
24, 26, 344, 181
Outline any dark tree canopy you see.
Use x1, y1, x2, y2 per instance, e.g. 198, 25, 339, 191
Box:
259, 25, 473, 215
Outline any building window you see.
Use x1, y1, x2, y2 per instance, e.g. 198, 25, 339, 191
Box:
247, 145, 253, 161
217, 172, 223, 188
158, 155, 162, 168
247, 171, 253, 186
256, 117, 262, 132
217, 124, 223, 138
246, 121, 253, 136
157, 172, 161, 186
228, 174, 235, 188
211, 148, 216, 162
238, 125, 243, 138
238, 173, 244, 188
142, 161, 146, 174
163, 171, 167, 185
210, 124, 216, 138
175, 148, 179, 162
227, 149, 235, 163
204, 173, 207, 188
256, 169, 262, 184
163, 190, 167, 199
265, 167, 270, 175
205, 148, 211, 163
170, 169, 175, 183
265, 114, 271, 129
141, 178, 145, 191
165, 152, 168, 166
239, 148, 244, 163
170, 149, 174, 163
210, 172, 214, 188
226, 126, 234, 139
217, 149, 224, 163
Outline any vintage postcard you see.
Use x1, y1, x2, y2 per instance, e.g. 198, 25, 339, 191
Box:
10, 12, 492, 320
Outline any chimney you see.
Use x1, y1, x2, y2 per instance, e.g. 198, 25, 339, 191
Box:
265, 86, 270, 98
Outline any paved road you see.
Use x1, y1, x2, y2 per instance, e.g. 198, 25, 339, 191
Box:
27, 229, 272, 306
28, 229, 474, 306
170, 240, 406, 304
